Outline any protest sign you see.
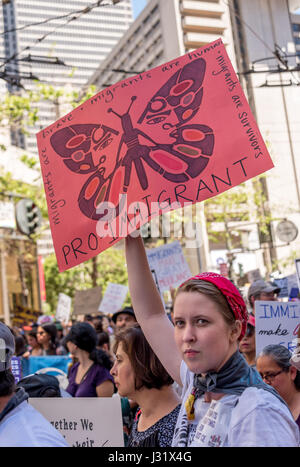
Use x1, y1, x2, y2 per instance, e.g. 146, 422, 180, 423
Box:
296, 259, 300, 288
36, 38, 274, 272
21, 356, 71, 379
0, 201, 16, 229
247, 269, 262, 283
255, 300, 300, 356
73, 286, 102, 315
29, 396, 124, 447
273, 274, 299, 299
56, 293, 72, 324
11, 356, 22, 384
273, 278, 289, 298
146, 240, 191, 292
98, 282, 128, 314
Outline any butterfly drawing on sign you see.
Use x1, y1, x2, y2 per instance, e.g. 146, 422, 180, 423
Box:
50, 57, 215, 222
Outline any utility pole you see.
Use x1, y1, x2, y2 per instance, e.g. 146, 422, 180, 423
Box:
0, 240, 11, 326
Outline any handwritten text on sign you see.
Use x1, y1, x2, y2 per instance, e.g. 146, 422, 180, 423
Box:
36, 39, 274, 272
29, 396, 124, 447
146, 240, 191, 292
255, 300, 300, 356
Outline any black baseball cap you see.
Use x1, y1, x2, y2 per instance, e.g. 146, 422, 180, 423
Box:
112, 306, 136, 324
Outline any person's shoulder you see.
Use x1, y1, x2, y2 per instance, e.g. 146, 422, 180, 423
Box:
238, 387, 284, 409
93, 362, 111, 375
0, 402, 69, 447
229, 387, 299, 447
69, 362, 79, 374
232, 387, 293, 424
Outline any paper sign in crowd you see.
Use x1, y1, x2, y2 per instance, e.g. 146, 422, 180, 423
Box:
146, 240, 191, 292
255, 300, 300, 356
29, 397, 124, 447
56, 293, 72, 324
98, 283, 128, 314
36, 39, 274, 272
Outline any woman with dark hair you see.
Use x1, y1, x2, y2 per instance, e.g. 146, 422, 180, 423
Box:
256, 345, 300, 431
124, 235, 299, 447
24, 330, 43, 357
36, 324, 57, 356
110, 324, 180, 447
64, 322, 114, 398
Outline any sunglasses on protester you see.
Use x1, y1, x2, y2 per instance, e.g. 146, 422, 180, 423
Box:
244, 324, 255, 338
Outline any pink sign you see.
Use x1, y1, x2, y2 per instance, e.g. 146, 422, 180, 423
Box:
36, 39, 274, 272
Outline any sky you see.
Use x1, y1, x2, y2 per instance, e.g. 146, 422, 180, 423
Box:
132, 0, 147, 19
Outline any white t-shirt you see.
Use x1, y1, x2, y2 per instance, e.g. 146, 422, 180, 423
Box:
172, 361, 300, 447
0, 401, 69, 447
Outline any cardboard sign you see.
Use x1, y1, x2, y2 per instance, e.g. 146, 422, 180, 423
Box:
56, 293, 72, 324
296, 259, 300, 289
21, 356, 71, 379
98, 283, 128, 314
11, 356, 22, 384
146, 240, 191, 292
255, 300, 300, 356
0, 201, 16, 229
36, 39, 274, 272
73, 286, 102, 315
273, 274, 299, 299
29, 396, 124, 447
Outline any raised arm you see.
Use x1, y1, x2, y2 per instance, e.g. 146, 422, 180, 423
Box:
125, 234, 182, 385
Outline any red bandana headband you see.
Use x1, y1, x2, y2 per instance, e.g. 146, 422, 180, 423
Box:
179, 272, 248, 340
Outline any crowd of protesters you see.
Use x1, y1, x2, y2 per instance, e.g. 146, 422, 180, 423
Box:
1, 252, 300, 447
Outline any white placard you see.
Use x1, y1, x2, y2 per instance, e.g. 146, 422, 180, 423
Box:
296, 259, 300, 289
0, 201, 16, 229
56, 293, 72, 324
98, 283, 128, 314
146, 241, 191, 292
29, 396, 124, 447
255, 300, 300, 356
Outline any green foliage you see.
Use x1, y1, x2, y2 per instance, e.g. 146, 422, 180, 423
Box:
44, 249, 129, 314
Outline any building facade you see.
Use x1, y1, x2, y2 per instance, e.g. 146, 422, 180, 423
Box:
0, 0, 133, 152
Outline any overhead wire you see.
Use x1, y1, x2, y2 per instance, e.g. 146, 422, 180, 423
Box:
0, 0, 117, 36
0, 0, 120, 70
221, 0, 300, 84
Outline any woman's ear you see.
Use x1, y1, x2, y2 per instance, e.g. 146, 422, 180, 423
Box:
230, 320, 242, 343
289, 365, 298, 382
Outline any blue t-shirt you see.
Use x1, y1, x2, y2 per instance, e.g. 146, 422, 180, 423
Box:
66, 362, 114, 397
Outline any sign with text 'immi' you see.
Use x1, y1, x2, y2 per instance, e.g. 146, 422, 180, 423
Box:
255, 300, 300, 356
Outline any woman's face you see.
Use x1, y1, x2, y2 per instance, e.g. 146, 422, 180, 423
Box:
256, 355, 295, 400
110, 343, 136, 398
36, 327, 50, 346
27, 335, 38, 348
174, 291, 239, 374
66, 341, 78, 356
239, 326, 256, 355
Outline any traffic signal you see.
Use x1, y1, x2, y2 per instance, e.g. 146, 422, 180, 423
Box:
16, 198, 42, 236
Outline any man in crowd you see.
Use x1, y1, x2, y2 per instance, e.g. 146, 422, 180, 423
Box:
248, 279, 280, 315
0, 322, 69, 447
112, 306, 137, 332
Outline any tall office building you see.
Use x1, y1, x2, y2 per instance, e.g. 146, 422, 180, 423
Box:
0, 0, 133, 151
89, 0, 300, 278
